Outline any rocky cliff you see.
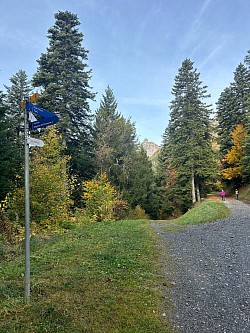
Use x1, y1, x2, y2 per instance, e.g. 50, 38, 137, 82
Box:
141, 138, 160, 158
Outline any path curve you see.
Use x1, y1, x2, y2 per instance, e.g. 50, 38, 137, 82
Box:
154, 199, 250, 333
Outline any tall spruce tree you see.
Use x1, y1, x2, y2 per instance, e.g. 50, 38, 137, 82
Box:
242, 133, 250, 183
156, 128, 180, 218
93, 87, 157, 217
239, 51, 250, 185
4, 70, 32, 139
0, 92, 19, 201
4, 70, 32, 169
93, 86, 137, 182
216, 85, 237, 155
216, 63, 250, 156
93, 86, 120, 174
123, 148, 157, 218
160, 59, 214, 213
32, 11, 95, 180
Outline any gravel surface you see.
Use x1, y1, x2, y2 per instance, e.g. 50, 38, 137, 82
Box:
153, 199, 250, 333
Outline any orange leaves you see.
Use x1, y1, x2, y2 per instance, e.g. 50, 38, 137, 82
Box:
222, 124, 247, 180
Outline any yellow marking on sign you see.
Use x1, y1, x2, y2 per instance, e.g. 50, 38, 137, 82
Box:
29, 92, 40, 103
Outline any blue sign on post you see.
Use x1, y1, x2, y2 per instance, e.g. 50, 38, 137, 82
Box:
25, 101, 59, 130
23, 97, 59, 303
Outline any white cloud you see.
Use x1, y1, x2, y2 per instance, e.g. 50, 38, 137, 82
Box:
181, 0, 212, 49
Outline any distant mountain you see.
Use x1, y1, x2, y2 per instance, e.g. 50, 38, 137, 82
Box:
141, 138, 160, 158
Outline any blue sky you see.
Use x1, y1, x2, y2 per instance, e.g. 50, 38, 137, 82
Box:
1, 0, 250, 145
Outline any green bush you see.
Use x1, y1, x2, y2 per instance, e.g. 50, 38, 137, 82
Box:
83, 173, 128, 222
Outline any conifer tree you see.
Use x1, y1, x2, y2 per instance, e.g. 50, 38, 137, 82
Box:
93, 86, 120, 174
4, 70, 33, 182
160, 59, 214, 213
216, 85, 237, 155
93, 86, 137, 184
123, 148, 157, 217
0, 92, 19, 201
4, 70, 32, 140
93, 87, 157, 217
242, 133, 250, 183
216, 63, 249, 156
32, 11, 95, 180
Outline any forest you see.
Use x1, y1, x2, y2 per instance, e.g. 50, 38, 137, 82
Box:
1, 10, 250, 236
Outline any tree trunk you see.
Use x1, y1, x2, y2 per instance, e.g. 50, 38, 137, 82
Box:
196, 184, 201, 202
191, 166, 196, 203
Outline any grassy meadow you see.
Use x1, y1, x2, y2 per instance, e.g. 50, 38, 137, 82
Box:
0, 220, 174, 333
0, 198, 232, 332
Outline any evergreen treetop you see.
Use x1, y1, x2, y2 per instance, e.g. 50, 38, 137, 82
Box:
32, 10, 96, 181
33, 10, 95, 144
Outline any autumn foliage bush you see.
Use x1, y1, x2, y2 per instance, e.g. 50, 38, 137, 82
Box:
83, 173, 128, 222
5, 128, 73, 230
222, 124, 248, 181
126, 205, 149, 220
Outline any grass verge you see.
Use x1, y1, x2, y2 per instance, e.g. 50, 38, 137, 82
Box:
238, 184, 250, 201
159, 199, 231, 231
0, 220, 174, 333
174, 199, 231, 226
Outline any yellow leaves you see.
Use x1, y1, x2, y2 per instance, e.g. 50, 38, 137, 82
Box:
222, 124, 248, 180
5, 127, 73, 229
222, 166, 242, 180
82, 173, 126, 222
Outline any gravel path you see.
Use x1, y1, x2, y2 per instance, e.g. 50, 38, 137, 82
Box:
153, 199, 250, 333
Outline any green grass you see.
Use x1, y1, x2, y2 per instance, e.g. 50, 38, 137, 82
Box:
1, 200, 230, 332
238, 184, 250, 201
174, 199, 231, 226
0, 220, 174, 333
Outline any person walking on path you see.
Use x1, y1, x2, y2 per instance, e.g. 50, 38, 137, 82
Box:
235, 189, 239, 200
221, 189, 226, 201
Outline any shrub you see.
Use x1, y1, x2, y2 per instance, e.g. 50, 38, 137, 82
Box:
83, 173, 119, 222
5, 128, 73, 230
126, 205, 149, 220
113, 194, 129, 220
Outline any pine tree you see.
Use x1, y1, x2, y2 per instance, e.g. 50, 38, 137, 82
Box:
160, 59, 214, 213
32, 11, 95, 180
156, 128, 181, 218
0, 92, 19, 201
216, 63, 249, 156
242, 133, 250, 183
95, 85, 119, 121
93, 87, 157, 217
123, 148, 157, 218
216, 86, 236, 155
93, 86, 120, 174
4, 70, 32, 140
93, 86, 137, 187
233, 63, 250, 116
4, 70, 33, 180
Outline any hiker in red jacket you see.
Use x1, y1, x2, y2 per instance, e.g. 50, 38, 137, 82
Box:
221, 190, 225, 201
